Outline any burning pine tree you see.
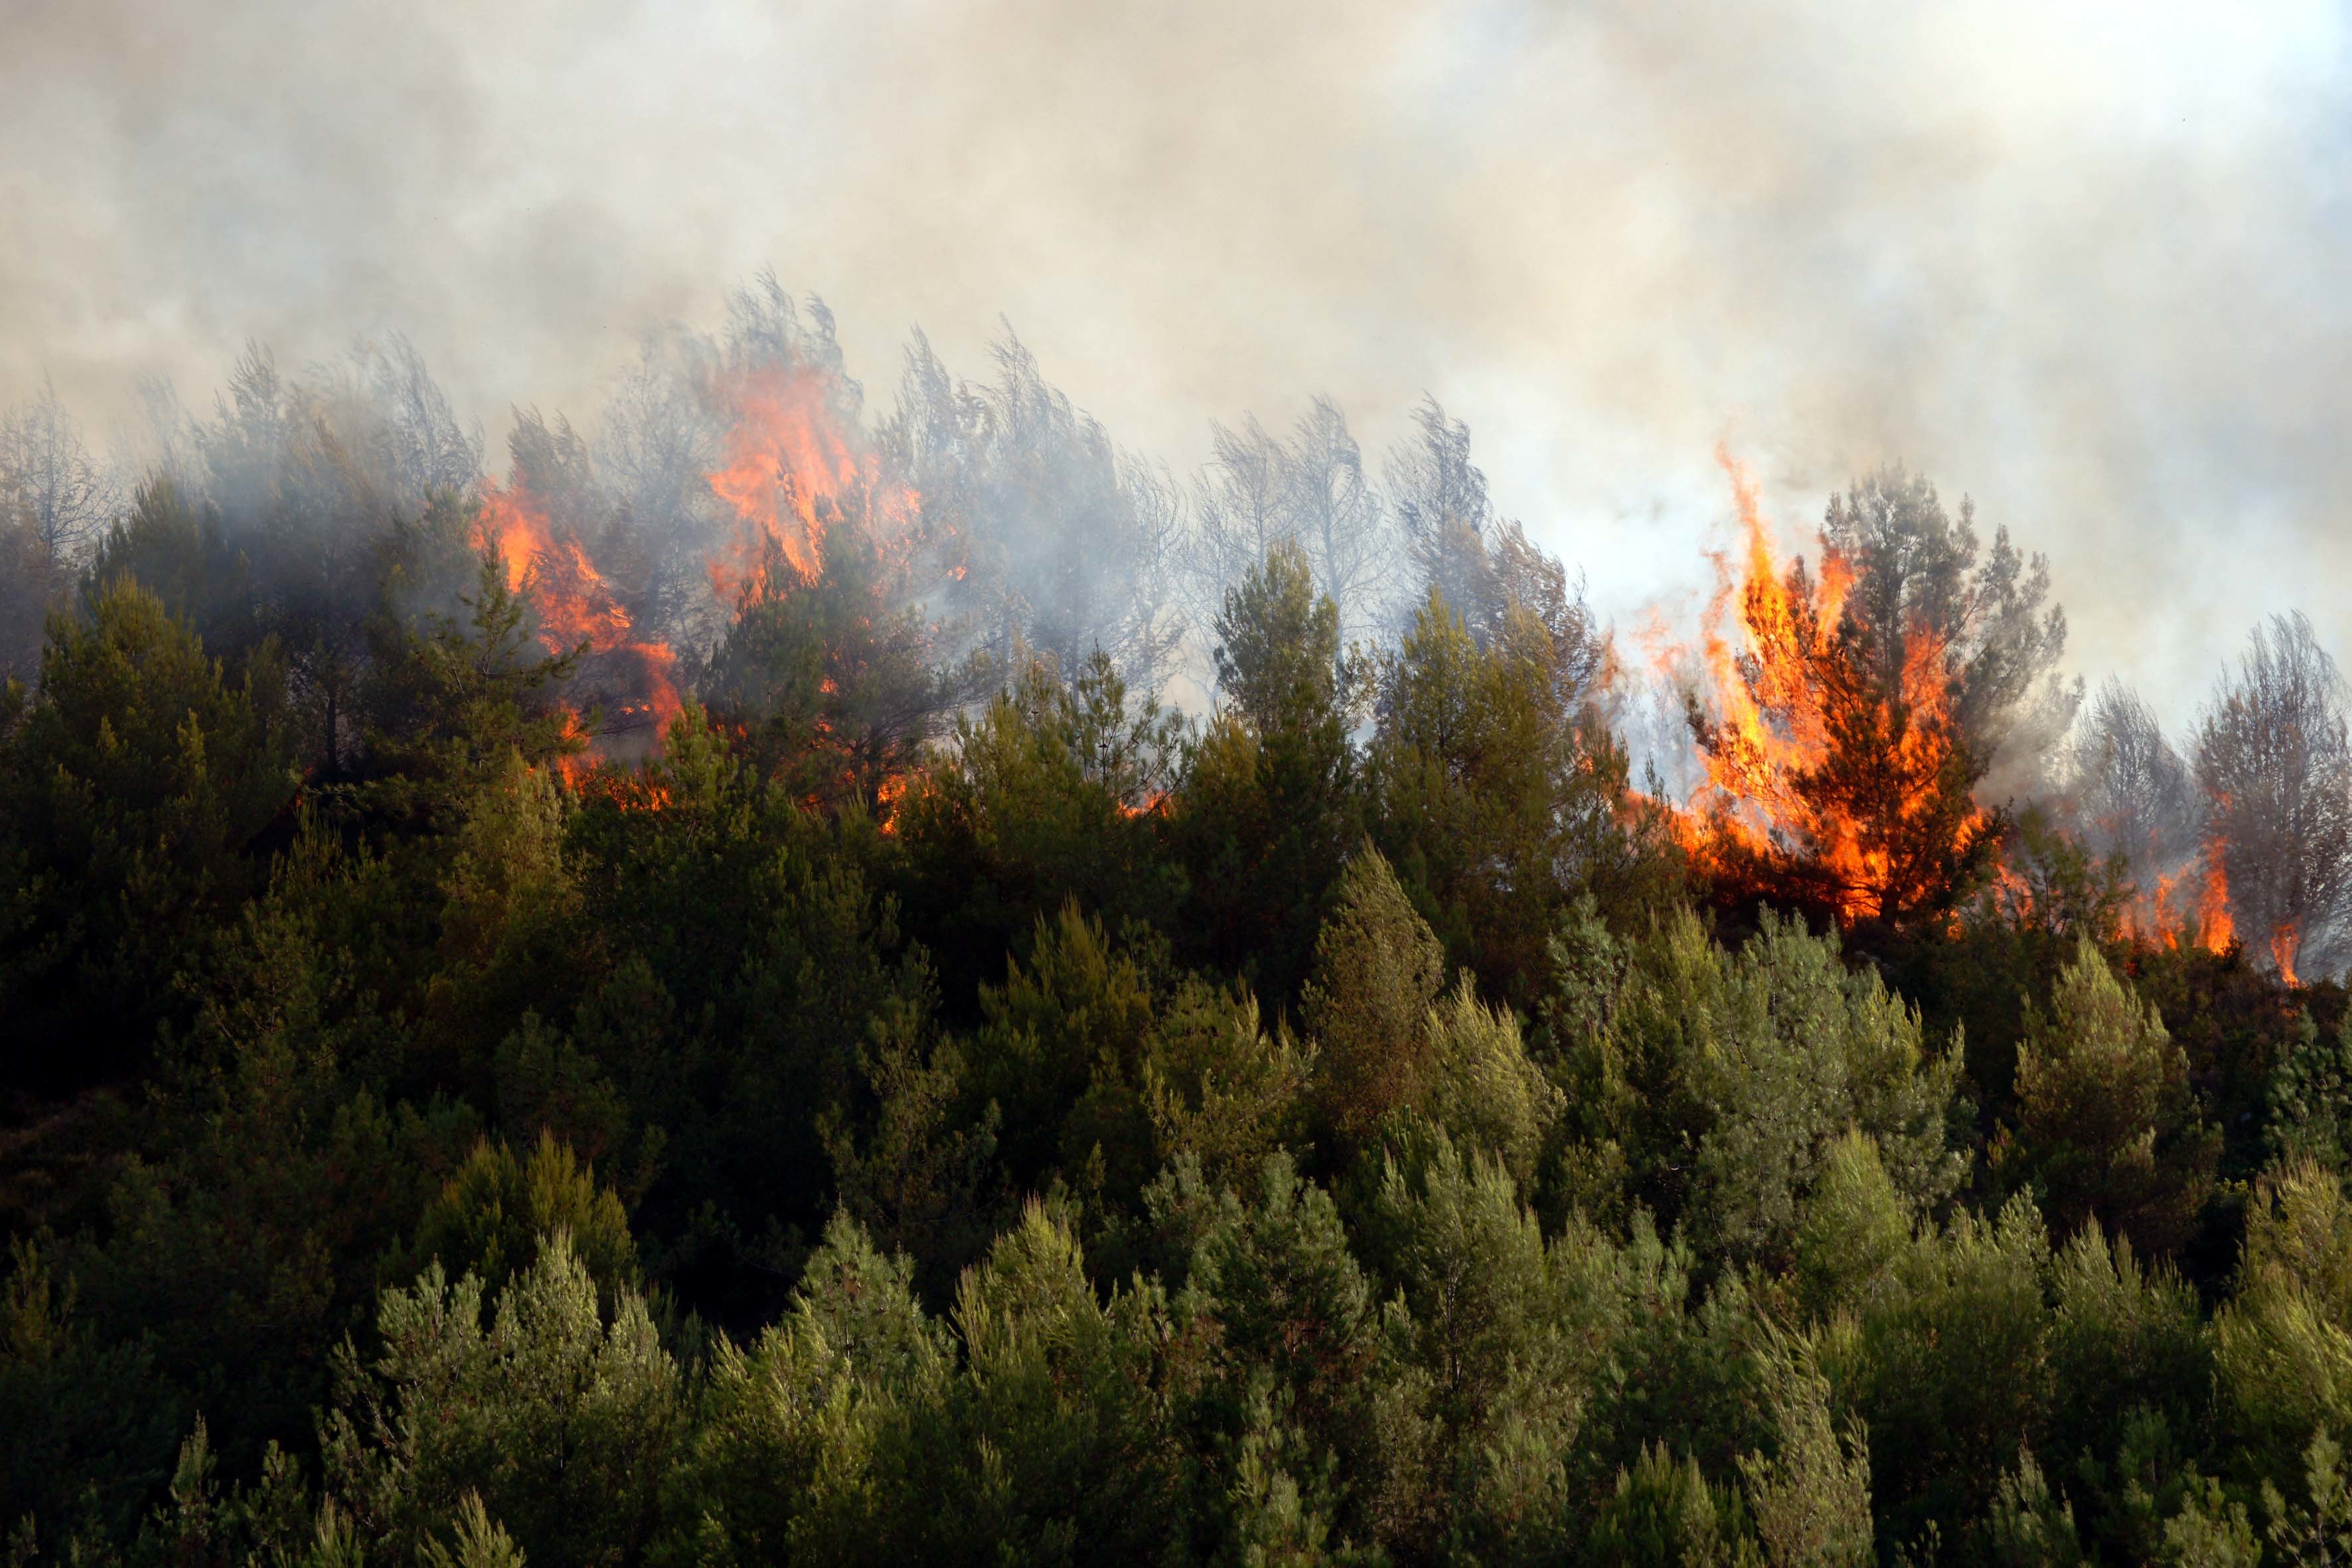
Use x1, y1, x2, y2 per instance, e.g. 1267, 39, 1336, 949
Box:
1678, 457, 2069, 935
467, 302, 977, 811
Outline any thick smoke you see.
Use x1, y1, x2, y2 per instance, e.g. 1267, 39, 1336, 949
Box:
5, 0, 2349, 722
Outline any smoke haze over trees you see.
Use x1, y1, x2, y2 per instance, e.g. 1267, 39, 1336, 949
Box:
6, 278, 2351, 974
5, 277, 2352, 1561
7, 1, 2351, 718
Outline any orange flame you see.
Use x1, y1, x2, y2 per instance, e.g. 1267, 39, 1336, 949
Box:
874, 771, 911, 836
2191, 855, 2235, 951
1667, 451, 1988, 924
704, 365, 902, 601
2122, 844, 2240, 961
473, 479, 682, 784
463, 362, 933, 801
2271, 925, 2302, 985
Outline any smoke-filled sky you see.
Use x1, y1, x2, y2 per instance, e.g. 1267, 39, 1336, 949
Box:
4, 0, 2347, 724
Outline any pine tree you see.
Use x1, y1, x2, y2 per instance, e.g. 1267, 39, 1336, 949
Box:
1999, 940, 2217, 1258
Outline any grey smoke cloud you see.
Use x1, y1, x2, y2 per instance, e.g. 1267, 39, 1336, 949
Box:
3, 0, 2347, 724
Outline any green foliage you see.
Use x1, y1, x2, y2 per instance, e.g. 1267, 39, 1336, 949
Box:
669, 1212, 952, 1565
1891, 805, 2128, 1111
1297, 848, 1558, 1185
1421, 977, 1563, 1188
956, 901, 1316, 1274
821, 1000, 1004, 1297
1371, 588, 1668, 1008
1998, 939, 2217, 1259
0, 579, 294, 1086
2272, 1005, 2352, 1174
82, 483, 263, 666
1141, 981, 1312, 1192
1737, 1349, 1873, 1568
1300, 846, 1445, 1146
1153, 1152, 1380, 1558
2124, 938, 2308, 1193
404, 1133, 637, 1304
1176, 542, 1363, 1008
564, 702, 928, 1322
424, 748, 597, 1091
1179, 1154, 1375, 1413
2163, 1472, 2262, 1567
967, 902, 1164, 1196
56, 937, 479, 1474
2213, 1160, 2352, 1482
424, 1493, 531, 1568
1982, 1448, 2086, 1567
1584, 1443, 1757, 1567
1366, 1130, 1622, 1559
1826, 1193, 2054, 1547
884, 1202, 1177, 1564
897, 651, 1184, 997
125, 1419, 334, 1568
0, 1239, 180, 1555
1791, 1131, 1912, 1320
1557, 909, 1964, 1269
2042, 1226, 2209, 1535
2262, 1429, 2352, 1566
322, 1233, 681, 1568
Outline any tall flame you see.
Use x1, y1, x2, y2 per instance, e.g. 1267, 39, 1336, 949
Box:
1669, 451, 1988, 925
463, 363, 938, 813
704, 365, 882, 601
473, 479, 682, 783
2112, 837, 2278, 971
2270, 923, 2302, 985
2154, 850, 2229, 949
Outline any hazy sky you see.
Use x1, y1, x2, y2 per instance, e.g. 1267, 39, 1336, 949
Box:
4, 0, 2347, 724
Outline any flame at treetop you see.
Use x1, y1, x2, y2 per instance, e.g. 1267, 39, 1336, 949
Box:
1684, 455, 1853, 844
479, 481, 624, 649
704, 364, 919, 603
465, 358, 912, 789
473, 479, 682, 783
2271, 923, 2302, 985
453, 346, 965, 818
1664, 455, 2268, 963
1666, 451, 1992, 926
2104, 809, 2304, 977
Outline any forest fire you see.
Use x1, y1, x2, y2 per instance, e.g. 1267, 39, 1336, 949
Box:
476, 483, 627, 652
1662, 459, 2288, 967
705, 364, 917, 601
1647, 461, 2305, 973
2140, 857, 2308, 981
2129, 856, 2237, 955
473, 479, 682, 781
1666, 453, 1994, 927
2270, 923, 2302, 984
1682, 457, 1852, 838
468, 360, 927, 791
